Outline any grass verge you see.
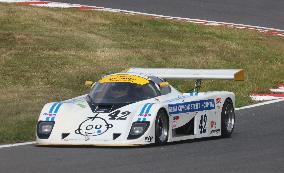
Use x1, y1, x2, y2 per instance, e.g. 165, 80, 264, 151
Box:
0, 3, 283, 144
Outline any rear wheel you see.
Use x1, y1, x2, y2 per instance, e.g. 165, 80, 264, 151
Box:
155, 110, 169, 145
221, 99, 235, 137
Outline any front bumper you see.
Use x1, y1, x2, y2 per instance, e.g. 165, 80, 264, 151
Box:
36, 138, 150, 146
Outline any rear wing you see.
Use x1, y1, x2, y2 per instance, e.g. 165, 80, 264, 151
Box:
126, 68, 244, 81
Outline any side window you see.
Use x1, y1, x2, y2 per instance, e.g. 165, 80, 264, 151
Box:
148, 76, 171, 95
142, 83, 159, 98
148, 81, 161, 96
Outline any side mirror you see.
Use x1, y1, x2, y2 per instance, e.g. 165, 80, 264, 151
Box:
85, 81, 95, 88
159, 82, 169, 88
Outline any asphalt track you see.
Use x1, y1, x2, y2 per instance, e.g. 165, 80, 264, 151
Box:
0, 101, 283, 173
53, 0, 284, 30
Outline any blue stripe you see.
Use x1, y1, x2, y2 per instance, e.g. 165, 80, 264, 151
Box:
139, 103, 150, 115
53, 102, 63, 114
145, 103, 154, 114
49, 102, 58, 114
46, 117, 50, 121
142, 118, 146, 121
138, 118, 141, 122
51, 117, 55, 121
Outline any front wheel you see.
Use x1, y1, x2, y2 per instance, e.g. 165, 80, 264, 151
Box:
221, 99, 235, 137
155, 110, 169, 145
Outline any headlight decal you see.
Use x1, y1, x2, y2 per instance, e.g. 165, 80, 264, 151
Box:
127, 121, 150, 140
37, 121, 55, 139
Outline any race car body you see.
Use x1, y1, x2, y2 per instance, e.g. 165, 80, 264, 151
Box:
36, 68, 244, 146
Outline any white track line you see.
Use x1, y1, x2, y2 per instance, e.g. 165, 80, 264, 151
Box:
0, 141, 36, 149
0, 0, 284, 36
236, 99, 284, 110
1, 99, 283, 149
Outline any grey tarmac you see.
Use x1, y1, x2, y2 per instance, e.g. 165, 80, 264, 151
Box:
53, 0, 284, 29
0, 101, 283, 173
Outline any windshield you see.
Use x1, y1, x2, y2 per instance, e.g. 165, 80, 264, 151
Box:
89, 82, 159, 104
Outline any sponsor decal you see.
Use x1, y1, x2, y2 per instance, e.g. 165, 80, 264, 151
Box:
137, 103, 154, 122
44, 102, 63, 121
216, 97, 222, 104
199, 114, 207, 134
215, 97, 222, 109
108, 110, 131, 120
145, 136, 153, 142
172, 116, 180, 128
173, 116, 180, 120
168, 99, 215, 115
210, 129, 220, 134
210, 121, 216, 129
75, 113, 113, 139
172, 121, 177, 128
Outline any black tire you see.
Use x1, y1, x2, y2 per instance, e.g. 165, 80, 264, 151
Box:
221, 99, 235, 137
155, 110, 169, 145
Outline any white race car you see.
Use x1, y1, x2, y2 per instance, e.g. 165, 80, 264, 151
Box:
36, 68, 244, 146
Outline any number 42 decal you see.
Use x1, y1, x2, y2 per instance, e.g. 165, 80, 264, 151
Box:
199, 114, 207, 134
108, 110, 131, 120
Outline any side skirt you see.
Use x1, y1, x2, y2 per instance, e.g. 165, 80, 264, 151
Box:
171, 132, 221, 142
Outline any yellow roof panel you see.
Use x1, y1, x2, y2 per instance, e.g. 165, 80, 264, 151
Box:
99, 74, 149, 85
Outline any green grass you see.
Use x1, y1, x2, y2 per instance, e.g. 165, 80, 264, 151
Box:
0, 3, 283, 144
